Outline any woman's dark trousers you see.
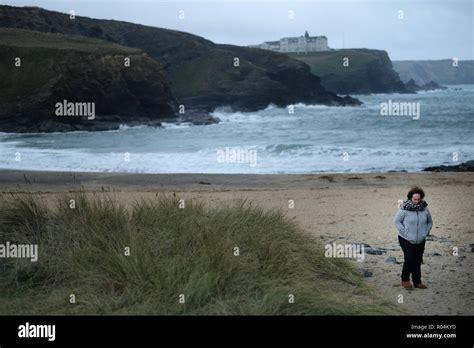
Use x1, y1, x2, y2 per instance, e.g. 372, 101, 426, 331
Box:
398, 235, 426, 285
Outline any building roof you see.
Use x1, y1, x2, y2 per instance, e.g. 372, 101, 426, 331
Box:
281, 35, 326, 40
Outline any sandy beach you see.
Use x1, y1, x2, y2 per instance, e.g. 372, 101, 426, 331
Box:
1, 170, 473, 315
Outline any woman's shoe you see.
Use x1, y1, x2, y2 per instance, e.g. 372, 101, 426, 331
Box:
414, 283, 427, 289
402, 281, 413, 289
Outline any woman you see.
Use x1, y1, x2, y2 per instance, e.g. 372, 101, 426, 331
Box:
393, 186, 433, 289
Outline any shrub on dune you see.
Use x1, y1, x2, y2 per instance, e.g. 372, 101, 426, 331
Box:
0, 192, 402, 315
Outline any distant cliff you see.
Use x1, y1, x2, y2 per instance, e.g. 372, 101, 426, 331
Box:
0, 28, 177, 132
289, 49, 410, 94
393, 60, 474, 85
0, 5, 360, 131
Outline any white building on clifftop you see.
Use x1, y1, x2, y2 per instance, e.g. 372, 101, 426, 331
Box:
249, 31, 329, 53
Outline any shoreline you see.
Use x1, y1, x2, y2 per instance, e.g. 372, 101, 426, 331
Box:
1, 169, 473, 192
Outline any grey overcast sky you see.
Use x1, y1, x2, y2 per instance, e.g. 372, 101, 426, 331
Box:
3, 0, 473, 60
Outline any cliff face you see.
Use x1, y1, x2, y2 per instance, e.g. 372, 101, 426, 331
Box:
289, 49, 410, 95
0, 4, 360, 123
0, 28, 177, 132
404, 79, 446, 92
177, 44, 360, 112
393, 60, 474, 85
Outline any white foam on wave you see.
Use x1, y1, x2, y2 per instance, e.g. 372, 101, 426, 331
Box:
160, 122, 192, 129
118, 124, 150, 130
1, 140, 470, 174
210, 107, 302, 124
293, 103, 333, 109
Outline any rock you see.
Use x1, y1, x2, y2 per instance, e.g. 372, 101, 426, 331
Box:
404, 78, 419, 91
427, 252, 442, 257
393, 59, 474, 86
404, 78, 447, 92
360, 269, 373, 278
423, 160, 474, 172
422, 81, 447, 90
365, 247, 386, 255
182, 112, 221, 126
426, 235, 449, 242
385, 256, 398, 264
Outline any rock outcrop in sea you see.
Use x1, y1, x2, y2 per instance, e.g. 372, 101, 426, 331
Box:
423, 160, 474, 172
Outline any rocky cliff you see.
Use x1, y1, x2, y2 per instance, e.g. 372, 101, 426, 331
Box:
0, 28, 177, 132
289, 49, 410, 94
393, 60, 474, 85
0, 5, 360, 133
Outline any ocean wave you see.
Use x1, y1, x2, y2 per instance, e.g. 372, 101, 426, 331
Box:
210, 109, 300, 124
118, 124, 150, 130
0, 87, 472, 174
160, 122, 192, 129
293, 103, 333, 109
0, 147, 470, 174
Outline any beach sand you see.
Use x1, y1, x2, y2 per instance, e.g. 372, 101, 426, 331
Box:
1, 170, 473, 315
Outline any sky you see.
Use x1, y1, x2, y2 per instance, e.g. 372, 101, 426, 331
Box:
2, 0, 473, 60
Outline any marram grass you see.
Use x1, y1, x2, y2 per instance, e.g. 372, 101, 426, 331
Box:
0, 192, 403, 315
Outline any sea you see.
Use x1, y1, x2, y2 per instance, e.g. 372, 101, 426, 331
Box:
1, 85, 473, 174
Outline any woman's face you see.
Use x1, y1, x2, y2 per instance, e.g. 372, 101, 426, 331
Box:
411, 193, 422, 204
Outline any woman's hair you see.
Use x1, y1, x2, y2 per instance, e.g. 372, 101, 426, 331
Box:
407, 186, 425, 200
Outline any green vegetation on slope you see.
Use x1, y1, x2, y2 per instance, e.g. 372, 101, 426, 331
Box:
289, 49, 409, 94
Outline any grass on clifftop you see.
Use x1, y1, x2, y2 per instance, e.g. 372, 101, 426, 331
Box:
288, 49, 386, 76
0, 192, 403, 315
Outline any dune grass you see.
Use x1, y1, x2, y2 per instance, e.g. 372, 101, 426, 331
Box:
0, 192, 403, 315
